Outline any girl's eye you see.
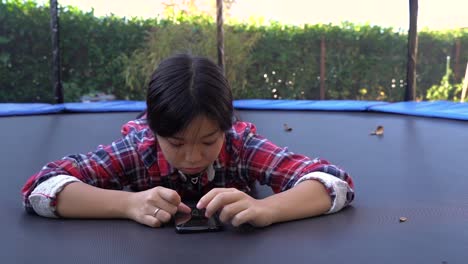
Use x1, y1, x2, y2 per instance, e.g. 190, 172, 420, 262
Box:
169, 141, 183, 147
203, 141, 216, 146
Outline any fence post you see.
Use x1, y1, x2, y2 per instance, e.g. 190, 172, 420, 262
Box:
405, 0, 418, 101
50, 0, 63, 104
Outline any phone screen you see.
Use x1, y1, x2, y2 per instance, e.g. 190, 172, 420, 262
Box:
174, 207, 224, 233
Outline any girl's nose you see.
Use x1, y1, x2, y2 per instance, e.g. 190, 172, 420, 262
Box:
185, 145, 203, 164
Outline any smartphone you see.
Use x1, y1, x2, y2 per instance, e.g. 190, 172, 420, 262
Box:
174, 207, 224, 234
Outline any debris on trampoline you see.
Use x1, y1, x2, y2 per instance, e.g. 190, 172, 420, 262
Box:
370, 125, 384, 136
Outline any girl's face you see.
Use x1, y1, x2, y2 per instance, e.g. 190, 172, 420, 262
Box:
156, 115, 225, 174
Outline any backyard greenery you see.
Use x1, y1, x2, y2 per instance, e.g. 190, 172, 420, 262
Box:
1, 0, 467, 102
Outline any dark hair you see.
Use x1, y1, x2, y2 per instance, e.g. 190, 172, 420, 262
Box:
146, 54, 233, 137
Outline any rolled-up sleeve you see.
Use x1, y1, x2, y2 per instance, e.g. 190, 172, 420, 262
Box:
294, 171, 354, 214
28, 175, 81, 217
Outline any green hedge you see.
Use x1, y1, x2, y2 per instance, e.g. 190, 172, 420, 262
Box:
1, 0, 468, 102
0, 0, 156, 102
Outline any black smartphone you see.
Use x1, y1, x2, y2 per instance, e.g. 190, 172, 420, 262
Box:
174, 207, 224, 234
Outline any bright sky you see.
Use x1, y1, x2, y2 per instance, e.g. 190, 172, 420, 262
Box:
35, 0, 468, 30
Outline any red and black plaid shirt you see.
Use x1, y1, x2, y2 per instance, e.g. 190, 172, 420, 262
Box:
22, 117, 354, 213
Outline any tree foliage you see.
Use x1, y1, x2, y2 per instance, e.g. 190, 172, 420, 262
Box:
2, 0, 468, 102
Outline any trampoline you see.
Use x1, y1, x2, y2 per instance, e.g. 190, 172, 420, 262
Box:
1, 100, 468, 263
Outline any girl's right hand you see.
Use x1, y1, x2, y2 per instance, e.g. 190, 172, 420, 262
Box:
125, 186, 191, 228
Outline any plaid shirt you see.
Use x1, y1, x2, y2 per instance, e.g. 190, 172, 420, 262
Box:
22, 117, 355, 214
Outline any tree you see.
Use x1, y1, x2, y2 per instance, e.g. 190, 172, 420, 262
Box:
216, 0, 225, 73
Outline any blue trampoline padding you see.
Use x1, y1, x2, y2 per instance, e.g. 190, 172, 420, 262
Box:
1, 100, 467, 121
369, 101, 468, 121
233, 99, 387, 111
0, 103, 65, 116
63, 101, 146, 112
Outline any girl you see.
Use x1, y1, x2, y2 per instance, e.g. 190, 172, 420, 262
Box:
22, 54, 354, 228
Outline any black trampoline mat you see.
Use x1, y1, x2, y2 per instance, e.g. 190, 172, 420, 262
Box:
1, 111, 468, 263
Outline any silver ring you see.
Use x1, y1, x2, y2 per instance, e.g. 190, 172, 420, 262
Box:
153, 208, 161, 218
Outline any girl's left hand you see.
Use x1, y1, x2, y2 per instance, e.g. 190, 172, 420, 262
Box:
196, 188, 274, 227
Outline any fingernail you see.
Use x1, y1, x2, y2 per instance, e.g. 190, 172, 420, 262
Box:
196, 202, 202, 209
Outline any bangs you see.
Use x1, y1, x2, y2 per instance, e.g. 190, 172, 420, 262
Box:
146, 54, 233, 138
152, 95, 201, 137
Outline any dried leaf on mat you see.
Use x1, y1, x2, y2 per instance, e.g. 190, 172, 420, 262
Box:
370, 125, 384, 136
283, 123, 293, 132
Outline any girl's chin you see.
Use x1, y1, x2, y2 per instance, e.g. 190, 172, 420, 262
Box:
180, 167, 205, 174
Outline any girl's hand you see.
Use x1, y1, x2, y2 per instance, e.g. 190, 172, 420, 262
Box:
125, 186, 191, 228
196, 188, 274, 227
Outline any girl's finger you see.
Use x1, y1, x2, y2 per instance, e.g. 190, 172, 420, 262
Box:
140, 214, 163, 228
218, 200, 248, 223
197, 188, 237, 209
156, 186, 182, 206
150, 207, 172, 223
205, 191, 244, 218
178, 202, 192, 214
231, 208, 253, 227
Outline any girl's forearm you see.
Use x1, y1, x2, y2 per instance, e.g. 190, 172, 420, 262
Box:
262, 180, 332, 224
56, 182, 132, 219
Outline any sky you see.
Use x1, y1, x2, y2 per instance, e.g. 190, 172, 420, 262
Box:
34, 0, 468, 31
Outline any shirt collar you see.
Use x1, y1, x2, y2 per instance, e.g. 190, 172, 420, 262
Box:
177, 164, 216, 182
